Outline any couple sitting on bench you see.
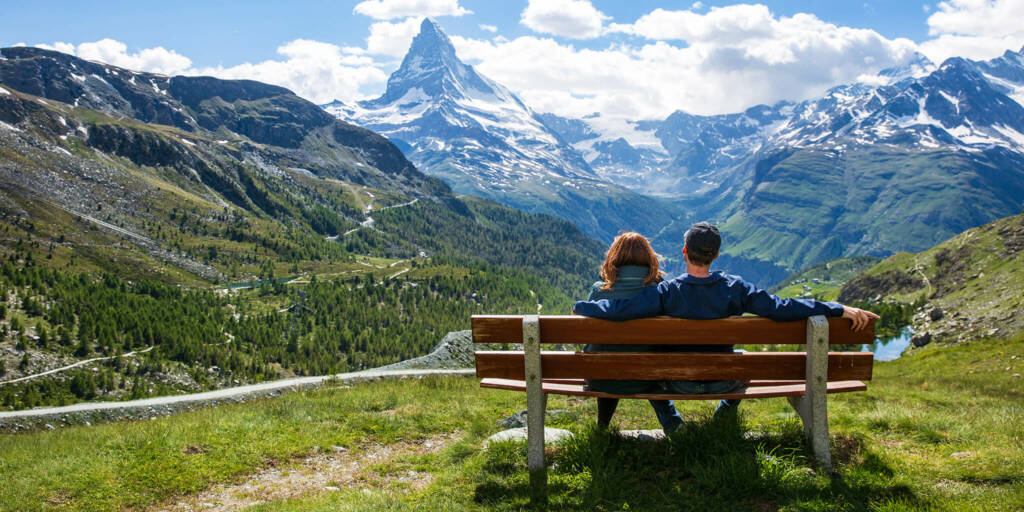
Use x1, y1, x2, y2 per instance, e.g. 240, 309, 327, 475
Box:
574, 222, 878, 435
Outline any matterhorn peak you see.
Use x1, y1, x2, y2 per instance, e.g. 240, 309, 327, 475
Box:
366, 18, 498, 107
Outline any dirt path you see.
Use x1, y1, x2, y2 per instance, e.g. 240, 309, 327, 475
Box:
153, 432, 459, 511
0, 346, 154, 386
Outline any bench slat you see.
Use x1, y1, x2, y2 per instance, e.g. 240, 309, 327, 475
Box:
539, 378, 808, 386
480, 378, 868, 400
475, 351, 873, 381
471, 315, 874, 345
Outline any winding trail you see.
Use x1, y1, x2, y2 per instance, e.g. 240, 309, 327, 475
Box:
0, 346, 154, 386
912, 255, 934, 297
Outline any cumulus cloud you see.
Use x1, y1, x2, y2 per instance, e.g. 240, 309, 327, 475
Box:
457, 5, 916, 117
366, 17, 425, 56
479, 24, 498, 33
34, 38, 387, 104
520, 0, 610, 39
919, 0, 1024, 62
353, 0, 470, 20
36, 39, 192, 75
193, 39, 388, 103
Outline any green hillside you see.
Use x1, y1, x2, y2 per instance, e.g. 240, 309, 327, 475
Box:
770, 255, 881, 301
839, 213, 1024, 346
0, 49, 606, 410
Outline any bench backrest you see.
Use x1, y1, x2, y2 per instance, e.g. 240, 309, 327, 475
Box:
472, 315, 874, 345
472, 315, 875, 382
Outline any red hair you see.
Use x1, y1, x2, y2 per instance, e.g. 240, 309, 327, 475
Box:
599, 232, 663, 290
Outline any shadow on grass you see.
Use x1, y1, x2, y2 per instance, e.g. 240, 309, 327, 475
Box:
475, 418, 924, 511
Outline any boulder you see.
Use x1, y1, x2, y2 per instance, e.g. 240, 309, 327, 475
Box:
911, 332, 932, 347
929, 308, 945, 321
485, 427, 574, 446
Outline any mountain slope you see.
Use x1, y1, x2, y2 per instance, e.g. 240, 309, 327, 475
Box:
0, 46, 608, 409
325, 19, 680, 242
838, 213, 1024, 345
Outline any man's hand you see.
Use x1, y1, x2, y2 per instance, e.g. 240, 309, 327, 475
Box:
842, 305, 880, 331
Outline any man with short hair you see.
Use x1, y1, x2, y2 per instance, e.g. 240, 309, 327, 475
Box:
572, 222, 878, 420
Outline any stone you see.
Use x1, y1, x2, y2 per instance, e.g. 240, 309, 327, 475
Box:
497, 409, 570, 429
617, 429, 665, 441
929, 308, 944, 321
485, 427, 574, 447
911, 332, 932, 347
1013, 374, 1021, 379
497, 409, 528, 429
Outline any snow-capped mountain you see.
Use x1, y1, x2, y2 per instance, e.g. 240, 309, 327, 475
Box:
325, 18, 677, 242
640, 48, 1024, 280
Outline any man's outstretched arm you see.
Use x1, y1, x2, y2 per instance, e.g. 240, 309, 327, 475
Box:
741, 281, 879, 331
572, 282, 666, 321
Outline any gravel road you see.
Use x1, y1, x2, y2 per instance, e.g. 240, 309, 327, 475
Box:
0, 368, 475, 432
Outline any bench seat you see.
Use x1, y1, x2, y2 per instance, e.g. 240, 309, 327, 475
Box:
480, 377, 868, 400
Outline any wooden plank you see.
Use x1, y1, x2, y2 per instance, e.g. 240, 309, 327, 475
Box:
480, 378, 868, 400
540, 378, 807, 386
475, 351, 873, 381
471, 315, 875, 345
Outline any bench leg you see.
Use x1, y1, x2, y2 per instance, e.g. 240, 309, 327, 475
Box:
790, 315, 832, 472
522, 315, 547, 502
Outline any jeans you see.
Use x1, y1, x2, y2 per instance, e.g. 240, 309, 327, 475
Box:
662, 379, 745, 418
596, 397, 684, 434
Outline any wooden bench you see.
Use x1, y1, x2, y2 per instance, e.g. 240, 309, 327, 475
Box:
472, 314, 875, 486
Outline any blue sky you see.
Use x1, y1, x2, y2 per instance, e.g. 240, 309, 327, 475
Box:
3, 1, 1022, 117
1, 1, 935, 67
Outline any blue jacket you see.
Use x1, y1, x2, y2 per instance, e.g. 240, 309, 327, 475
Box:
573, 271, 844, 322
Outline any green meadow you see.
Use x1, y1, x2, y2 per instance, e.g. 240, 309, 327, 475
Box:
1, 333, 1021, 511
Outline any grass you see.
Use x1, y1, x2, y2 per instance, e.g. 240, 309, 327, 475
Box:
0, 335, 1021, 511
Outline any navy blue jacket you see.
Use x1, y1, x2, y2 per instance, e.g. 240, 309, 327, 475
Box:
573, 271, 844, 322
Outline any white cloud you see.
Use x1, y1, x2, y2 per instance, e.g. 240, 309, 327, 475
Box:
36, 39, 192, 75
479, 24, 498, 33
193, 39, 388, 104
458, 5, 916, 117
366, 17, 425, 56
919, 0, 1024, 62
34, 38, 387, 105
691, 2, 705, 10
353, 0, 470, 20
520, 0, 610, 39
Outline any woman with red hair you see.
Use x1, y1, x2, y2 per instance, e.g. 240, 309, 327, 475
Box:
584, 232, 684, 434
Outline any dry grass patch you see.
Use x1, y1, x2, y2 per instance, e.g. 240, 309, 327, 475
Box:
152, 432, 459, 512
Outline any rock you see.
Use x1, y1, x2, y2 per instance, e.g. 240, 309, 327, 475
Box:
485, 427, 574, 446
44, 423, 54, 430
950, 451, 974, 459
911, 332, 932, 347
617, 429, 665, 441
929, 308, 945, 321
498, 410, 528, 429
497, 409, 570, 429
331, 445, 347, 453
1012, 374, 1021, 379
